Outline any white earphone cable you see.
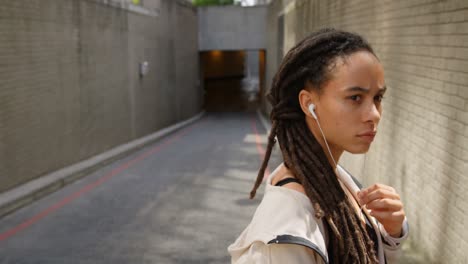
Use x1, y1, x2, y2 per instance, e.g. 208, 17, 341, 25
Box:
314, 118, 338, 170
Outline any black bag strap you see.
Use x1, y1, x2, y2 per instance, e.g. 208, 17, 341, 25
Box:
275, 178, 301, 186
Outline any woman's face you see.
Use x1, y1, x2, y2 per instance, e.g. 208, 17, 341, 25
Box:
310, 50, 386, 154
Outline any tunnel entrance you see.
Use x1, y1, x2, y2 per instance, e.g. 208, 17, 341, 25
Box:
200, 50, 265, 112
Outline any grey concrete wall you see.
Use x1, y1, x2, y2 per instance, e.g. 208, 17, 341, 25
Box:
198, 5, 267, 51
0, 0, 201, 192
265, 0, 468, 263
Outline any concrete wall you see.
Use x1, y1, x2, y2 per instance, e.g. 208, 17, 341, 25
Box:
198, 5, 267, 51
265, 0, 468, 262
0, 0, 201, 193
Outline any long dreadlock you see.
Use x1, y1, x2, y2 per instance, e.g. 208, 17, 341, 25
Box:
250, 28, 380, 263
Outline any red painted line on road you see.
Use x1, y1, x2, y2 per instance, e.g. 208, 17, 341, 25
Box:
0, 119, 204, 242
250, 116, 270, 179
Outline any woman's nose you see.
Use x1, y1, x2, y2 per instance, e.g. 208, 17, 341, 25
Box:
365, 103, 381, 124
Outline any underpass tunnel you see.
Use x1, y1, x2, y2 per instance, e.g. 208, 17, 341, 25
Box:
200, 50, 266, 112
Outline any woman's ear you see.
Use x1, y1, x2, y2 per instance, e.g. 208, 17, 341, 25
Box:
299, 89, 318, 118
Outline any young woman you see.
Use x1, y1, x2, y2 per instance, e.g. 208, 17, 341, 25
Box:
228, 28, 409, 263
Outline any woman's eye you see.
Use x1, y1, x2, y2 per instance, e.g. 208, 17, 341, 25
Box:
375, 95, 384, 102
350, 95, 362, 101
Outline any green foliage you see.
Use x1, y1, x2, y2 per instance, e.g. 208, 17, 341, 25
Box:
192, 0, 234, 6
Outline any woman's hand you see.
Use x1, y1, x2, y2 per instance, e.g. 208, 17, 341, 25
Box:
357, 183, 405, 237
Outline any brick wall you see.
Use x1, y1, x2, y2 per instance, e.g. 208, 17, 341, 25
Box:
0, 0, 201, 192
265, 0, 468, 262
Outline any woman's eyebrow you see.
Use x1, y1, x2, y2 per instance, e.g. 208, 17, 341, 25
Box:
345, 86, 387, 93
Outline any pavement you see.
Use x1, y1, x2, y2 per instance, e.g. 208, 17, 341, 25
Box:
0, 112, 282, 263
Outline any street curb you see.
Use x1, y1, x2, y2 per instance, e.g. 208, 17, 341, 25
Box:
0, 111, 205, 219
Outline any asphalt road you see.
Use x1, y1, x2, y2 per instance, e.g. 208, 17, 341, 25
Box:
0, 112, 282, 264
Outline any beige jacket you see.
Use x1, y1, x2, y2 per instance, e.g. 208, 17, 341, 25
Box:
228, 164, 409, 263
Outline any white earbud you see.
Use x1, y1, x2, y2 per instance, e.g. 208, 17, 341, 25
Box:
308, 103, 318, 120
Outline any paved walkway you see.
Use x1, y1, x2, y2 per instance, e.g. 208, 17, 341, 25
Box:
0, 112, 282, 263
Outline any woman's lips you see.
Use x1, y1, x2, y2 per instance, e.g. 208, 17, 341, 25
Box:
357, 131, 376, 143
